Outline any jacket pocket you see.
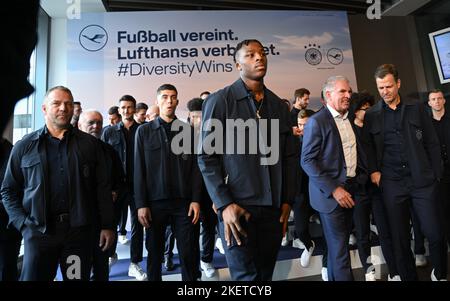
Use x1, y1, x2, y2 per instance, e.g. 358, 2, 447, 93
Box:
20, 154, 42, 188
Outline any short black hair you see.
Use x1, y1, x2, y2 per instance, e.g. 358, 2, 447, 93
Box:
73, 101, 81, 106
118, 95, 136, 106
200, 91, 210, 97
374, 64, 399, 82
157, 84, 177, 95
108, 106, 119, 115
136, 102, 148, 111
350, 91, 375, 113
187, 97, 204, 112
233, 39, 264, 63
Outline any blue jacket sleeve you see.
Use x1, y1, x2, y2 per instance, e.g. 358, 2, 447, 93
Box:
300, 117, 340, 197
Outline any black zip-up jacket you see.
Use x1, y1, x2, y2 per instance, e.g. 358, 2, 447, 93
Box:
134, 118, 202, 208
0, 127, 114, 233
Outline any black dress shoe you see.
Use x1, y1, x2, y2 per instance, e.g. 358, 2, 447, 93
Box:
164, 256, 174, 271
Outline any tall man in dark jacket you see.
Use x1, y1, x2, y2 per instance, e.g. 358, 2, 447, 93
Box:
101, 95, 147, 281
1, 86, 115, 281
364, 64, 447, 281
198, 39, 298, 281
135, 84, 202, 281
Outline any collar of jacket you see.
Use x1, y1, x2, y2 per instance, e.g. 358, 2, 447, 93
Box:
34, 124, 75, 141
151, 116, 178, 130
231, 78, 267, 102
371, 94, 416, 113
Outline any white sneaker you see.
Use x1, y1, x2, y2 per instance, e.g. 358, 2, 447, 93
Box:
349, 233, 357, 245
365, 270, 376, 281
215, 238, 225, 254
128, 263, 147, 281
200, 260, 216, 278
415, 254, 427, 267
431, 269, 447, 281
300, 241, 315, 267
388, 274, 401, 281
281, 234, 289, 246
109, 253, 118, 268
321, 267, 328, 281
118, 234, 129, 245
292, 238, 305, 249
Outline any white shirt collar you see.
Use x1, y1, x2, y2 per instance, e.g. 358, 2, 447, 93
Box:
327, 104, 348, 120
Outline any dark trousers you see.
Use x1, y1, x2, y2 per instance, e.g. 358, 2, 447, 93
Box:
292, 193, 313, 250
118, 193, 128, 236
381, 178, 447, 280
352, 185, 372, 272
146, 199, 199, 281
320, 206, 354, 281
0, 208, 22, 281
91, 229, 113, 281
411, 207, 426, 255
369, 185, 398, 277
124, 192, 144, 264
20, 221, 92, 281
164, 222, 175, 259
200, 203, 218, 263
440, 182, 450, 247
218, 205, 282, 281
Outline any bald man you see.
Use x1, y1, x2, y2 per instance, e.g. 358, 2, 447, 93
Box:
146, 104, 159, 122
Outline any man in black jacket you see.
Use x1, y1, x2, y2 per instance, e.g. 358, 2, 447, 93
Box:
135, 84, 202, 281
428, 89, 450, 248
364, 64, 447, 281
78, 110, 125, 281
1, 86, 114, 281
198, 39, 298, 281
0, 138, 22, 281
101, 95, 147, 280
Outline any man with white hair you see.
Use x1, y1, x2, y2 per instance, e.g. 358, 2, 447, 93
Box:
301, 76, 368, 281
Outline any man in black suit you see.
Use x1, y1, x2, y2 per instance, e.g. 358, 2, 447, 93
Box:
1, 86, 115, 281
364, 64, 447, 281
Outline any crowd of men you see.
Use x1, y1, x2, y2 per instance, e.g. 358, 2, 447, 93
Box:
0, 39, 449, 281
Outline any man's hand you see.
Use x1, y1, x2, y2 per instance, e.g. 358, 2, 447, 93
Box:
332, 186, 355, 208
99, 229, 115, 251
292, 126, 301, 137
371, 172, 381, 187
279, 203, 291, 237
188, 202, 200, 224
222, 203, 251, 247
138, 207, 152, 228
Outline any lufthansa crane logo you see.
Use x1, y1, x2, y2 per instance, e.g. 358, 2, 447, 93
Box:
79, 25, 108, 52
